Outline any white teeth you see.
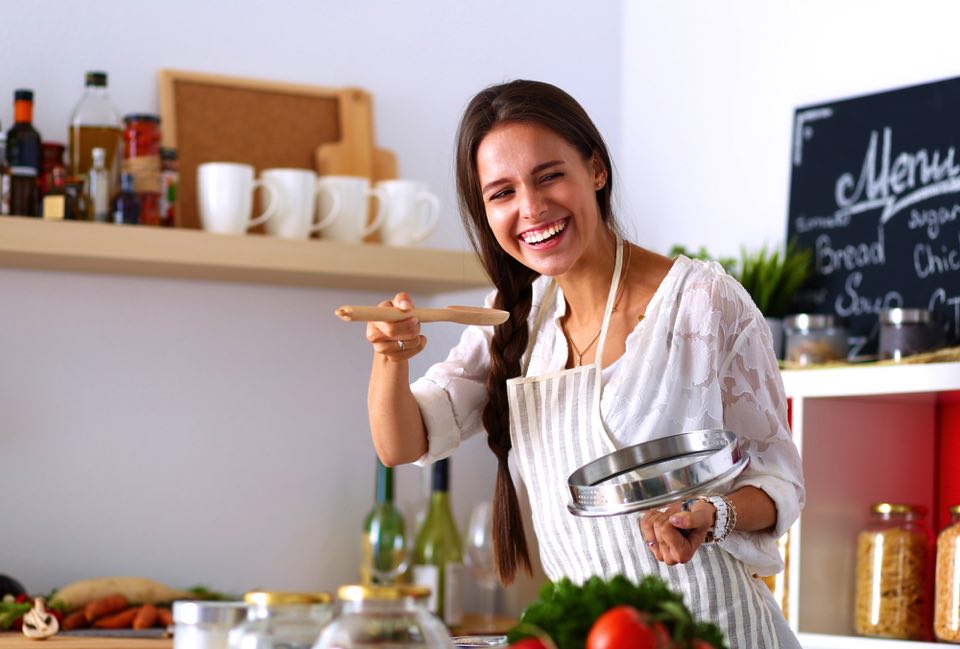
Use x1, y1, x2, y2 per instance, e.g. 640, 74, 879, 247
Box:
522, 220, 566, 244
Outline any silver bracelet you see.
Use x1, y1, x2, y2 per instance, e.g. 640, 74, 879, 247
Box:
697, 495, 736, 544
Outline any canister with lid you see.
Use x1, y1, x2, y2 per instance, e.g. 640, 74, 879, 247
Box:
854, 503, 933, 640
935, 504, 960, 642
172, 600, 249, 649
784, 314, 848, 365
879, 308, 943, 361
229, 591, 332, 649
313, 584, 453, 649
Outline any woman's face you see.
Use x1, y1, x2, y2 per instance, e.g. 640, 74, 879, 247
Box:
476, 121, 606, 278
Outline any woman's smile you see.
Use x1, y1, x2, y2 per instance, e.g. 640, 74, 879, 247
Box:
518, 217, 570, 248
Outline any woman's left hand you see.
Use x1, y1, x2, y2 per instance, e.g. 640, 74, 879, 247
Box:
639, 499, 716, 565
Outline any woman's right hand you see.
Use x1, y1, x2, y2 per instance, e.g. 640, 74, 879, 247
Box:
366, 291, 427, 361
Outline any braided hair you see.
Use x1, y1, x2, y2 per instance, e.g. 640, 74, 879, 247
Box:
454, 80, 617, 584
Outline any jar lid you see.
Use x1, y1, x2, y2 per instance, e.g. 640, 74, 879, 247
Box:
172, 601, 248, 625
871, 503, 926, 515
337, 584, 430, 602
880, 308, 933, 325
123, 113, 161, 124
784, 313, 836, 331
85, 71, 108, 87
243, 591, 332, 606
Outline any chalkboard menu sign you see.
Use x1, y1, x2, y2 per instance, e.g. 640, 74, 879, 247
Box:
787, 76, 960, 356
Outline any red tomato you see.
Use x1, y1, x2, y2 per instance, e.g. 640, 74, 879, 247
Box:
586, 605, 655, 649
509, 639, 550, 649
692, 641, 715, 649
650, 621, 672, 649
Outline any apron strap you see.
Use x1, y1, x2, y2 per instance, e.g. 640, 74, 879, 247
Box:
591, 234, 624, 439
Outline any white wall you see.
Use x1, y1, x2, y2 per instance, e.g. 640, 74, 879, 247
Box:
621, 0, 960, 260
0, 0, 622, 612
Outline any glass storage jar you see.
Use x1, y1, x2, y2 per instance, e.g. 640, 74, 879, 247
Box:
313, 584, 453, 649
879, 308, 943, 361
784, 314, 848, 365
173, 600, 249, 649
229, 591, 333, 649
854, 503, 933, 640
935, 504, 960, 642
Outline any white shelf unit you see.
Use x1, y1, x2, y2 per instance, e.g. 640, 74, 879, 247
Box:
782, 362, 960, 649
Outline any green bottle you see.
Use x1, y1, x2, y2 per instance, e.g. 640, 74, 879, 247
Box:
412, 458, 464, 626
361, 457, 408, 585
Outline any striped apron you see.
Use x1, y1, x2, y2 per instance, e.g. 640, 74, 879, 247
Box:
506, 237, 795, 649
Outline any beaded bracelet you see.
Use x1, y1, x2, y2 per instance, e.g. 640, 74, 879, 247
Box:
697, 495, 737, 544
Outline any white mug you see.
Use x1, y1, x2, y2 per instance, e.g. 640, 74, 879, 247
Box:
316, 175, 386, 243
376, 179, 440, 247
198, 162, 279, 235
260, 168, 341, 239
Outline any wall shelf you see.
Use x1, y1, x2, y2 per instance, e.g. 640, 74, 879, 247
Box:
0, 216, 490, 293
782, 362, 960, 649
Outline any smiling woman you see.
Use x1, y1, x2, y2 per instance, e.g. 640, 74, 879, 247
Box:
362, 79, 805, 649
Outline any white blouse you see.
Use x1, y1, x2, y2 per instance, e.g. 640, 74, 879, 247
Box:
410, 255, 805, 577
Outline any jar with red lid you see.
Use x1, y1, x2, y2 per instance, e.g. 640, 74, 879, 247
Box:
121, 113, 161, 225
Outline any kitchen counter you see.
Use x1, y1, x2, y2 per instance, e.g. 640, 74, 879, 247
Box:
0, 636, 170, 649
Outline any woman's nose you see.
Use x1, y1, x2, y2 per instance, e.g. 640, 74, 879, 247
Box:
518, 186, 546, 220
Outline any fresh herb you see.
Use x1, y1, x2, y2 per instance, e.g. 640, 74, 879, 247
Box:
506, 574, 728, 649
0, 601, 31, 630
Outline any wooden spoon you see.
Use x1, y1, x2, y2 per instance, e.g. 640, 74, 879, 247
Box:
335, 305, 509, 326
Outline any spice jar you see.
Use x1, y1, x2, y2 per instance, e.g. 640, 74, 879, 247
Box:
121, 113, 162, 225
228, 591, 333, 649
314, 585, 453, 649
173, 600, 249, 649
935, 504, 960, 642
879, 308, 943, 361
784, 314, 848, 365
854, 503, 933, 640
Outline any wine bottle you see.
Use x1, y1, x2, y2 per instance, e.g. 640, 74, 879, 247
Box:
361, 457, 408, 585
412, 458, 464, 627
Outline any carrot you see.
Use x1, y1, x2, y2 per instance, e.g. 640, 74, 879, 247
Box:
156, 607, 173, 627
85, 594, 129, 622
62, 610, 89, 630
92, 606, 139, 629
133, 603, 158, 630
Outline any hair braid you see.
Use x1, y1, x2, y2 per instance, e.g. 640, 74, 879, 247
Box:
482, 258, 537, 584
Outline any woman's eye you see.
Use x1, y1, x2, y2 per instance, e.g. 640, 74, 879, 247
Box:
489, 188, 513, 201
541, 172, 563, 183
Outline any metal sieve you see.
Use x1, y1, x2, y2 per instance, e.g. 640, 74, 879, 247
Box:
567, 429, 749, 517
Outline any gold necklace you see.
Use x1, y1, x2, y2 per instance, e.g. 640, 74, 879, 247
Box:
565, 245, 632, 367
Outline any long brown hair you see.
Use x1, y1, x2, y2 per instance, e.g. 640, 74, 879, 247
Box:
454, 79, 617, 584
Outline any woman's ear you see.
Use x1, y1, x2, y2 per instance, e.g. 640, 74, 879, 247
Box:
591, 153, 607, 190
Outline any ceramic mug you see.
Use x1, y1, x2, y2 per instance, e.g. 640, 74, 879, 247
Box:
260, 168, 342, 239
315, 175, 386, 243
375, 179, 440, 247
197, 162, 279, 235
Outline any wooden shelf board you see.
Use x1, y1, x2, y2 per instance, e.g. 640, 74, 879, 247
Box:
798, 632, 939, 648
0, 216, 489, 293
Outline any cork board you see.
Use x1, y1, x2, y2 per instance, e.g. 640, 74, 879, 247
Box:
158, 69, 386, 230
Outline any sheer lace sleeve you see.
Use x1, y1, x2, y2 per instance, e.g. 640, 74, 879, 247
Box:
716, 278, 805, 573
410, 291, 497, 466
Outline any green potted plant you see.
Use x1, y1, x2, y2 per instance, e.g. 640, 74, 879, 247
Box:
735, 240, 813, 358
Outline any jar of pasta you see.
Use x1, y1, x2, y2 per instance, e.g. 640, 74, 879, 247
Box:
854, 503, 933, 640
935, 504, 960, 642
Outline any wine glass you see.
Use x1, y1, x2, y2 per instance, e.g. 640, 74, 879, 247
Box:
464, 500, 498, 631
363, 508, 409, 585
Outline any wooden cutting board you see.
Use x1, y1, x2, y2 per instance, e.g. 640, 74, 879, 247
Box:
0, 636, 170, 649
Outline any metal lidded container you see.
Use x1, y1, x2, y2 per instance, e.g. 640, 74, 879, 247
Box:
567, 429, 749, 517
879, 308, 943, 361
784, 313, 848, 365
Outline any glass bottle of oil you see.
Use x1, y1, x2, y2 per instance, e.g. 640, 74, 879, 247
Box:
68, 71, 122, 185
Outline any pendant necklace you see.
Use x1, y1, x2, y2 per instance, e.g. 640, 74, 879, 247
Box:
565, 245, 632, 367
